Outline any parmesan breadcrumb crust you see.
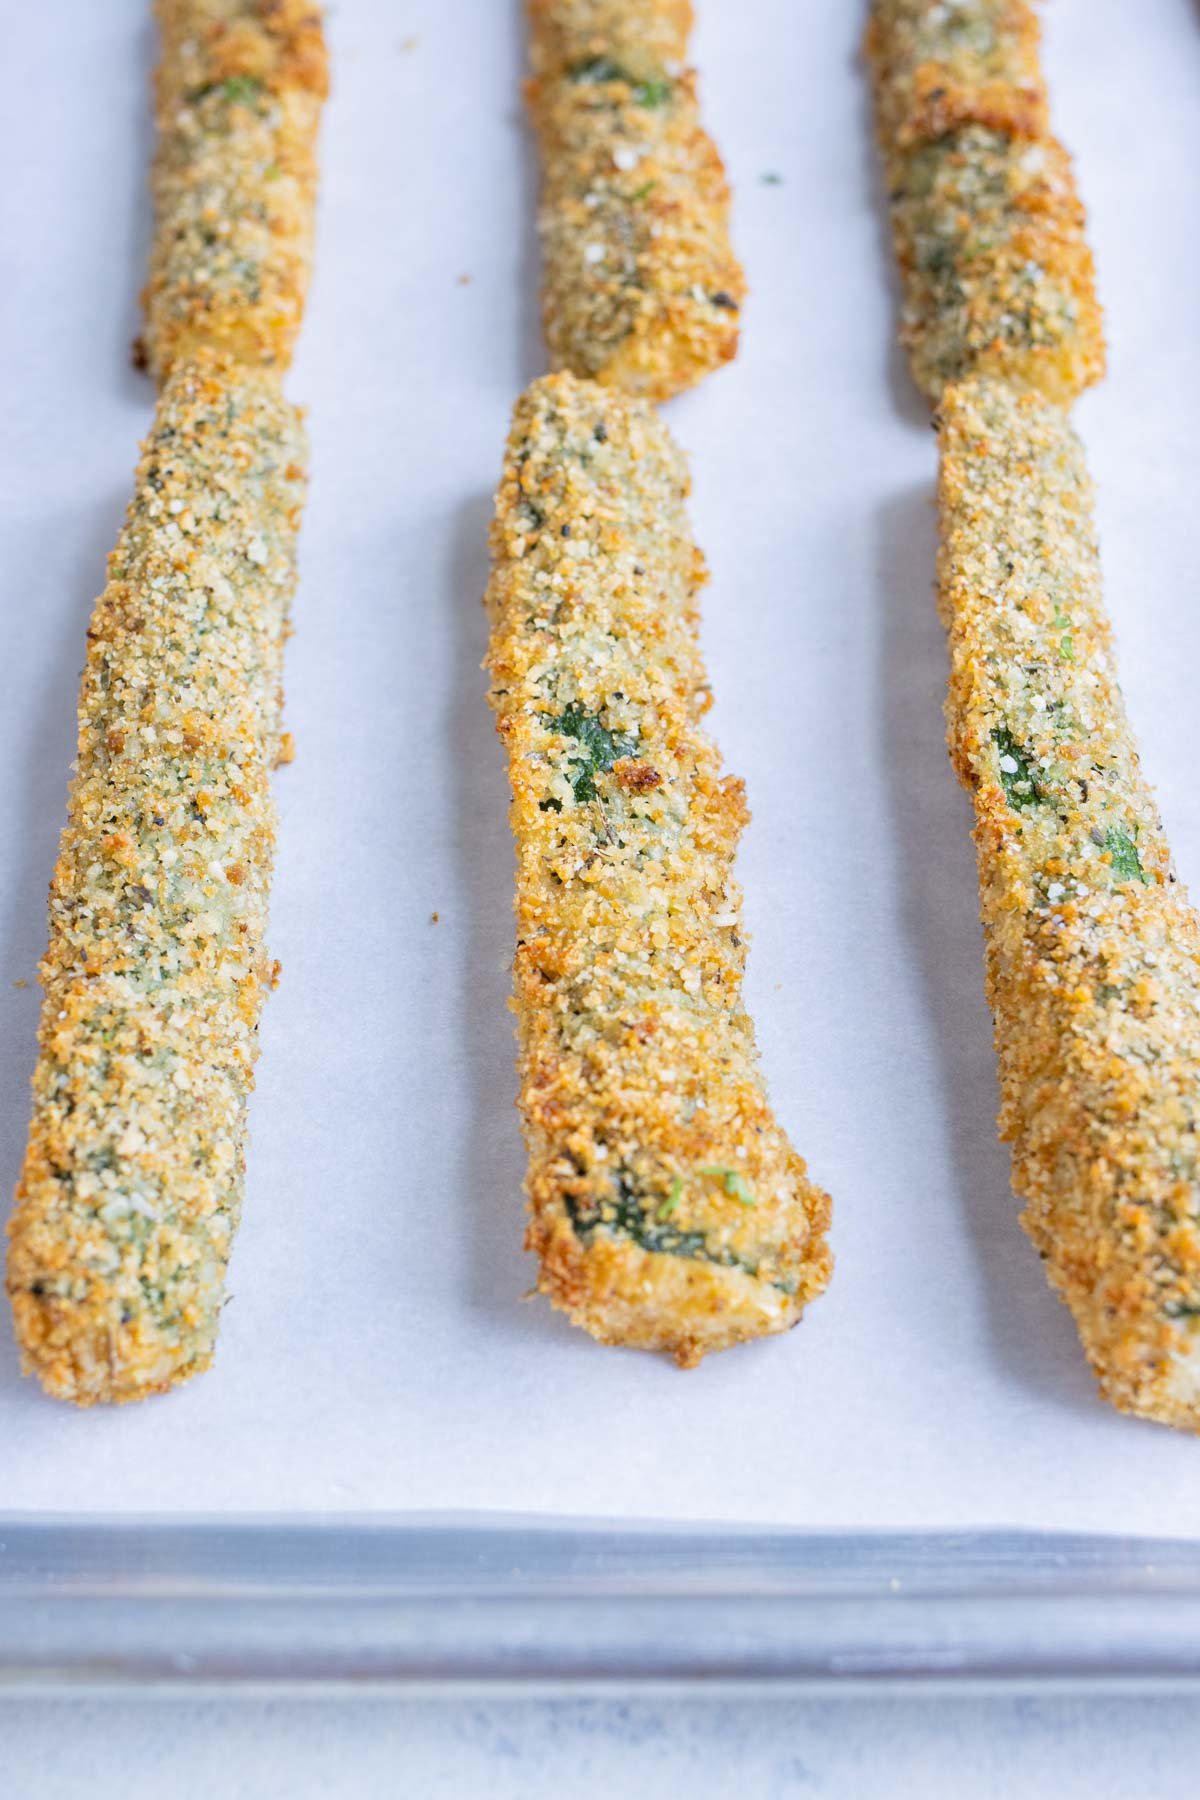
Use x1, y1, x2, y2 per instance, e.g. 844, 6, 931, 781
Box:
939, 380, 1200, 1431
7, 4, 325, 1405
528, 0, 693, 78
141, 0, 327, 381
866, 0, 1049, 149
527, 0, 745, 402
870, 4, 1200, 1429
867, 0, 1103, 404
6, 357, 306, 1405
485, 373, 831, 1364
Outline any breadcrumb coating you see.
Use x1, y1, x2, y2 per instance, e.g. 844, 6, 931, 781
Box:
485, 373, 831, 1365
867, 0, 1103, 405
870, 4, 1200, 1429
527, 1, 745, 402
141, 0, 327, 381
527, 0, 692, 81
866, 0, 1048, 149
6, 356, 306, 1405
888, 127, 1103, 405
939, 378, 1200, 1432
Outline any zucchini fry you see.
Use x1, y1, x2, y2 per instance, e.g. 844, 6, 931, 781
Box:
865, 0, 1048, 149
886, 126, 1103, 406
6, 355, 306, 1405
485, 373, 831, 1365
527, 0, 745, 402
141, 0, 328, 381
866, 1, 1103, 405
939, 377, 1200, 1431
527, 0, 692, 79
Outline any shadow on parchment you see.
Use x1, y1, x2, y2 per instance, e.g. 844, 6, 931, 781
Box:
851, 27, 930, 433
442, 492, 571, 1344
873, 487, 1100, 1418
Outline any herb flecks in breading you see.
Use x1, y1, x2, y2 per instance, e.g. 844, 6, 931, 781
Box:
940, 378, 1200, 1431
485, 373, 831, 1366
871, 4, 1200, 1431
697, 1166, 757, 1207
866, 0, 1050, 148
866, 3, 1104, 403
526, 0, 745, 401
992, 725, 1043, 809
1102, 828, 1148, 887
192, 73, 266, 107
142, 0, 329, 380
551, 704, 637, 802
6, 355, 307, 1406
566, 1177, 765, 1282
885, 127, 1103, 403
528, 0, 693, 88
570, 55, 672, 107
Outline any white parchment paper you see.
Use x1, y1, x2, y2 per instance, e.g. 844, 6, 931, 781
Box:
2, 0, 1200, 1530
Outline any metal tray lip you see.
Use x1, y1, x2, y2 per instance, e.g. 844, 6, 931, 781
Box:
4, 1515, 1200, 1694
4, 1512, 1200, 1590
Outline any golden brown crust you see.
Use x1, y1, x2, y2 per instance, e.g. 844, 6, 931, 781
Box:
939, 378, 1200, 1432
527, 0, 693, 82
485, 373, 831, 1363
527, 3, 744, 402
867, 1, 1103, 405
889, 128, 1103, 405
141, 0, 328, 380
871, 7, 1196, 1428
865, 0, 1048, 149
6, 355, 306, 1405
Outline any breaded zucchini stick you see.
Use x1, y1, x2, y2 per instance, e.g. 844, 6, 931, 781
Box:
867, 1, 1104, 404
485, 373, 831, 1364
6, 355, 306, 1405
141, 0, 327, 381
528, 0, 692, 77
939, 378, 1200, 1430
527, 0, 745, 402
866, 0, 1048, 148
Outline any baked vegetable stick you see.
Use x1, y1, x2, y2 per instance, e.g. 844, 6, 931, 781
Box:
528, 0, 692, 79
866, 0, 1104, 406
485, 372, 831, 1364
939, 376, 1200, 1431
865, 0, 1049, 149
140, 0, 327, 382
883, 126, 1103, 406
527, 1, 745, 402
6, 354, 306, 1406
